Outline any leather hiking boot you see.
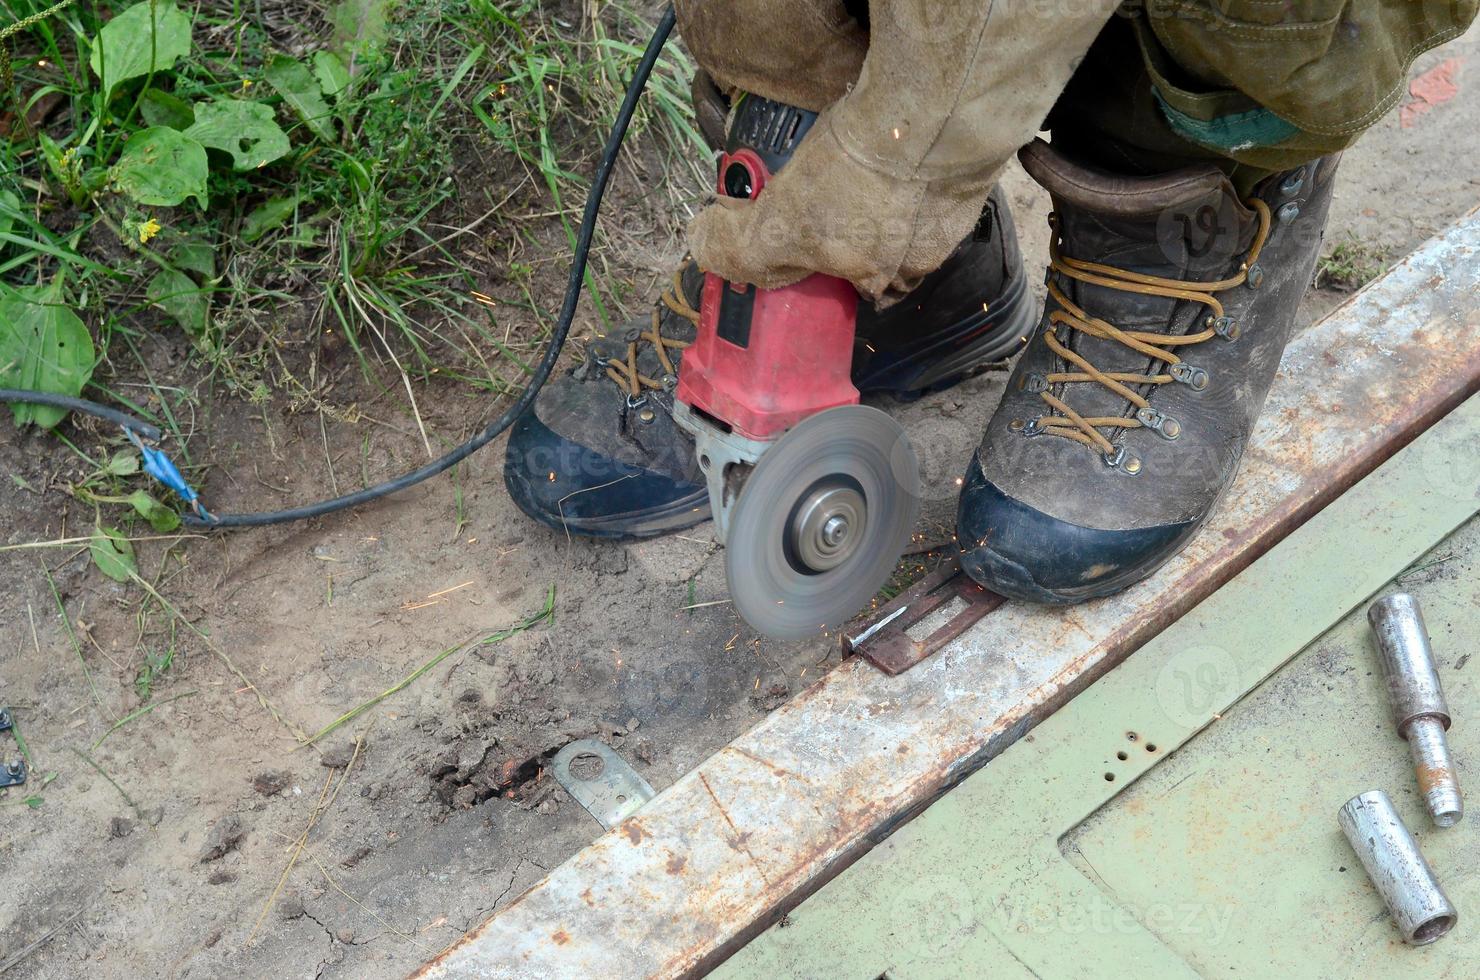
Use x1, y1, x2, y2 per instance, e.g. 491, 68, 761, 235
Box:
505, 185, 1034, 540
956, 139, 1338, 603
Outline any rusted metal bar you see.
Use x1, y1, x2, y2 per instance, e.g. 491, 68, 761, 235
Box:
417, 210, 1480, 980
845, 556, 1004, 675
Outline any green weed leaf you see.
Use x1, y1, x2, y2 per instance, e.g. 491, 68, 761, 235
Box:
241, 195, 302, 243
265, 56, 335, 143
106, 450, 141, 476
314, 50, 351, 103
89, 2, 192, 98
90, 526, 138, 582
0, 189, 17, 237
0, 285, 96, 429
112, 127, 208, 207
127, 490, 181, 532
139, 89, 195, 130
147, 267, 210, 336
172, 242, 216, 279
184, 100, 290, 170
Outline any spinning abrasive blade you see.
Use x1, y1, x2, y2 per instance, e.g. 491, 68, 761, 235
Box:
725, 406, 920, 639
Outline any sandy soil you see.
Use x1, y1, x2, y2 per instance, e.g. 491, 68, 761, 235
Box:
2, 23, 1477, 980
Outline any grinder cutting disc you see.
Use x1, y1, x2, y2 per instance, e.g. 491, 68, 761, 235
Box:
726, 405, 920, 639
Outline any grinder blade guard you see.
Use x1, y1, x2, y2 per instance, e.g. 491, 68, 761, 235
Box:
674, 95, 921, 639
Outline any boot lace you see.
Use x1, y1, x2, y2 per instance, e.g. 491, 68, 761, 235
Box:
604, 268, 698, 398
1033, 199, 1272, 456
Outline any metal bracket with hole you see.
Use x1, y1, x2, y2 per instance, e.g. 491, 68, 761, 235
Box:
845, 556, 1005, 675
551, 739, 655, 830
0, 707, 26, 788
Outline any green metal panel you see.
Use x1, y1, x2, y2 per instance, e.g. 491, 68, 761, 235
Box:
719, 395, 1480, 979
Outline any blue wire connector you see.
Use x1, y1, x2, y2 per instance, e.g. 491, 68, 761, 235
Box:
125, 428, 212, 522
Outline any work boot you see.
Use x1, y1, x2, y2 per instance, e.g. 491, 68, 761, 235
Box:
956, 139, 1337, 603
504, 185, 1034, 539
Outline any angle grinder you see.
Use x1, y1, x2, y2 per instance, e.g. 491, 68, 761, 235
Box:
674, 95, 921, 639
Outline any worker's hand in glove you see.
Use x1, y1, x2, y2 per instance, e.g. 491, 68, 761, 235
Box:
682, 1, 1119, 304
688, 113, 992, 303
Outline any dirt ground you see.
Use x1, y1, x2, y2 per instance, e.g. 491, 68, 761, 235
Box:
3, 23, 1477, 980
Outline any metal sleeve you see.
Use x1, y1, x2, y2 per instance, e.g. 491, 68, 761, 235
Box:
1338, 790, 1457, 945
1368, 593, 1451, 732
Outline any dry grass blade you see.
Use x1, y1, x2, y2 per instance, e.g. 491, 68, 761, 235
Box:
306, 850, 435, 953
247, 734, 365, 946
300, 585, 555, 747
91, 691, 198, 750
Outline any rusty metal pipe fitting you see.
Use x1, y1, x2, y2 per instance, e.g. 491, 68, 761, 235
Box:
1338, 790, 1458, 945
1368, 593, 1463, 828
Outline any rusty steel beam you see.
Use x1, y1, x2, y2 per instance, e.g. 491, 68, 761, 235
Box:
416, 209, 1480, 979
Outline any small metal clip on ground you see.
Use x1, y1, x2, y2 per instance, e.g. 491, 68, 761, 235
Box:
551, 739, 655, 831
0, 708, 27, 789
1368, 593, 1463, 827
1339, 790, 1457, 945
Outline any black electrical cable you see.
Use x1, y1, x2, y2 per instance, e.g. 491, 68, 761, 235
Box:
1, 7, 676, 529
0, 389, 163, 442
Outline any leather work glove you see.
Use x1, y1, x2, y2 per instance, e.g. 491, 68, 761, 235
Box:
680, 0, 1119, 304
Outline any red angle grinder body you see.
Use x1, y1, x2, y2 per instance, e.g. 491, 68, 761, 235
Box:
675, 148, 861, 441
673, 98, 920, 640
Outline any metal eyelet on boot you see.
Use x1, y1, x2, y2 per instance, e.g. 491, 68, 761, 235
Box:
1211, 315, 1241, 341
1276, 202, 1300, 224
637, 407, 656, 424
626, 393, 649, 410
1024, 372, 1049, 393
1246, 264, 1265, 289
1104, 446, 1143, 476
1020, 417, 1046, 437
1135, 407, 1182, 440
1170, 363, 1210, 390
1279, 167, 1306, 196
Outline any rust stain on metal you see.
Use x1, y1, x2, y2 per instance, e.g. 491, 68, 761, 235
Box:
622, 820, 645, 845
725, 744, 812, 784
551, 929, 571, 946
698, 772, 770, 884
1416, 762, 1453, 794
666, 853, 687, 875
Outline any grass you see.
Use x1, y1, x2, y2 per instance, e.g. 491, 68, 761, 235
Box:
2, 0, 705, 531
1315, 234, 1391, 292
